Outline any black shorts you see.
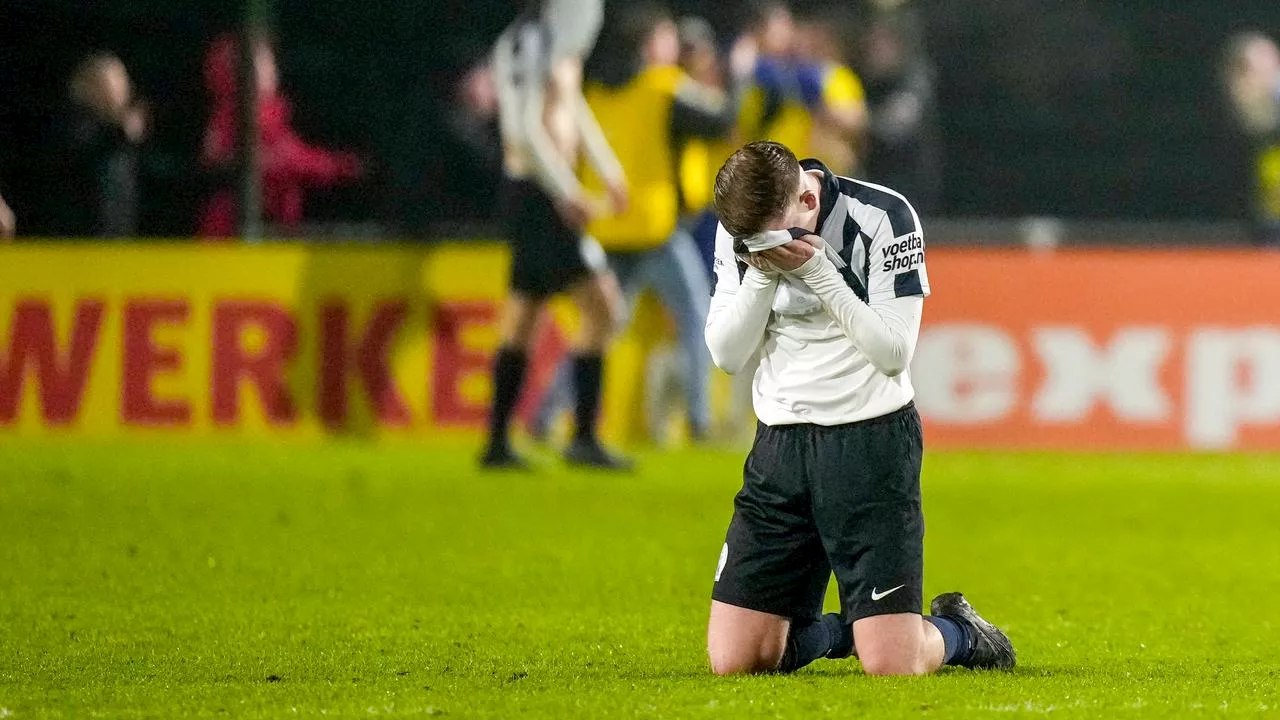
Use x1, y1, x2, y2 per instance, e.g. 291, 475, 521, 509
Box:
712, 403, 924, 622
502, 178, 606, 298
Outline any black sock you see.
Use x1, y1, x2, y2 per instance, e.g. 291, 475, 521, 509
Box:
925, 615, 973, 666
826, 614, 855, 659
571, 353, 603, 443
778, 614, 851, 673
487, 347, 527, 448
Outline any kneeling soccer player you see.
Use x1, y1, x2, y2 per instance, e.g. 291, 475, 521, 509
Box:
704, 140, 1015, 676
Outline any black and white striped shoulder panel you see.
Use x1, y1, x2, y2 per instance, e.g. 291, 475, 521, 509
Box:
837, 177, 920, 239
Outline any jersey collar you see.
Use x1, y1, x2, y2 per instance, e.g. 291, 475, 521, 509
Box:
800, 158, 841, 233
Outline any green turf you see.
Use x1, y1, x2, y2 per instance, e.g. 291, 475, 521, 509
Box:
2, 442, 1279, 718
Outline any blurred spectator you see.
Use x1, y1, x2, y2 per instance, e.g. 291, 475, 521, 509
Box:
1223, 31, 1280, 245
448, 63, 501, 170
737, 1, 805, 151
737, 1, 865, 174
199, 34, 363, 239
858, 5, 942, 215
536, 2, 754, 444
0, 192, 14, 239
415, 61, 503, 235
47, 53, 147, 237
674, 18, 759, 445
675, 16, 734, 273
587, 2, 754, 442
793, 17, 868, 176
678, 17, 722, 91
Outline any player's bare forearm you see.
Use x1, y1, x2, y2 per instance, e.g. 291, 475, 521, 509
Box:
790, 255, 920, 377
517, 59, 584, 203
523, 110, 583, 202
705, 268, 778, 374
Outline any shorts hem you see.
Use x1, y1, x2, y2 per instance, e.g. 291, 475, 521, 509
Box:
846, 604, 922, 622
711, 588, 804, 620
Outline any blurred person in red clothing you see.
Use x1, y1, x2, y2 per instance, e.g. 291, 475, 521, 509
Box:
199, 34, 362, 239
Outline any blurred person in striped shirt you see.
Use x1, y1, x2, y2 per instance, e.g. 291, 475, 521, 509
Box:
482, 0, 634, 470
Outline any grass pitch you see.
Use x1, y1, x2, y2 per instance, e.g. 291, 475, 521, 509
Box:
2, 442, 1279, 718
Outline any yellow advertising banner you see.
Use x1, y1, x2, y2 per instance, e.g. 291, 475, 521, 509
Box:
0, 242, 694, 441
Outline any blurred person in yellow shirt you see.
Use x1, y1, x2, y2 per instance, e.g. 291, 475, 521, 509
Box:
581, 3, 754, 253
534, 2, 755, 443
1224, 31, 1280, 245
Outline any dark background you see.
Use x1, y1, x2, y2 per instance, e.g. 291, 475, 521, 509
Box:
3, 0, 1279, 236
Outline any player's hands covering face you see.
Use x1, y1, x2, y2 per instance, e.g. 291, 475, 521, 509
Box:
759, 234, 822, 272
739, 252, 777, 274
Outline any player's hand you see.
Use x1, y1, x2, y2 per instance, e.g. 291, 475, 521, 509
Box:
759, 238, 816, 272
606, 181, 629, 214
793, 233, 824, 253
555, 195, 593, 229
738, 252, 777, 275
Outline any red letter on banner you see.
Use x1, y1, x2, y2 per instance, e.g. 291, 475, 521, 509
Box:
211, 301, 298, 426
121, 299, 192, 426
432, 302, 495, 426
318, 300, 412, 429
0, 298, 104, 425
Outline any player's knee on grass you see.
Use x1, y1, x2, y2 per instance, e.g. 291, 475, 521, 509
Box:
707, 640, 785, 676
854, 614, 937, 677
857, 646, 928, 676
706, 601, 789, 676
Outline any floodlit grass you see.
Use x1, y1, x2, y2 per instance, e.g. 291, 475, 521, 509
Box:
2, 442, 1279, 717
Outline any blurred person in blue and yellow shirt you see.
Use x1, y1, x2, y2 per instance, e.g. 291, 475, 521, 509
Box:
794, 18, 868, 176
738, 1, 867, 175
1224, 31, 1280, 246
536, 1, 755, 443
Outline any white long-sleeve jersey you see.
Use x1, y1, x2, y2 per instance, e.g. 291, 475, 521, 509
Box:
705, 160, 931, 426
